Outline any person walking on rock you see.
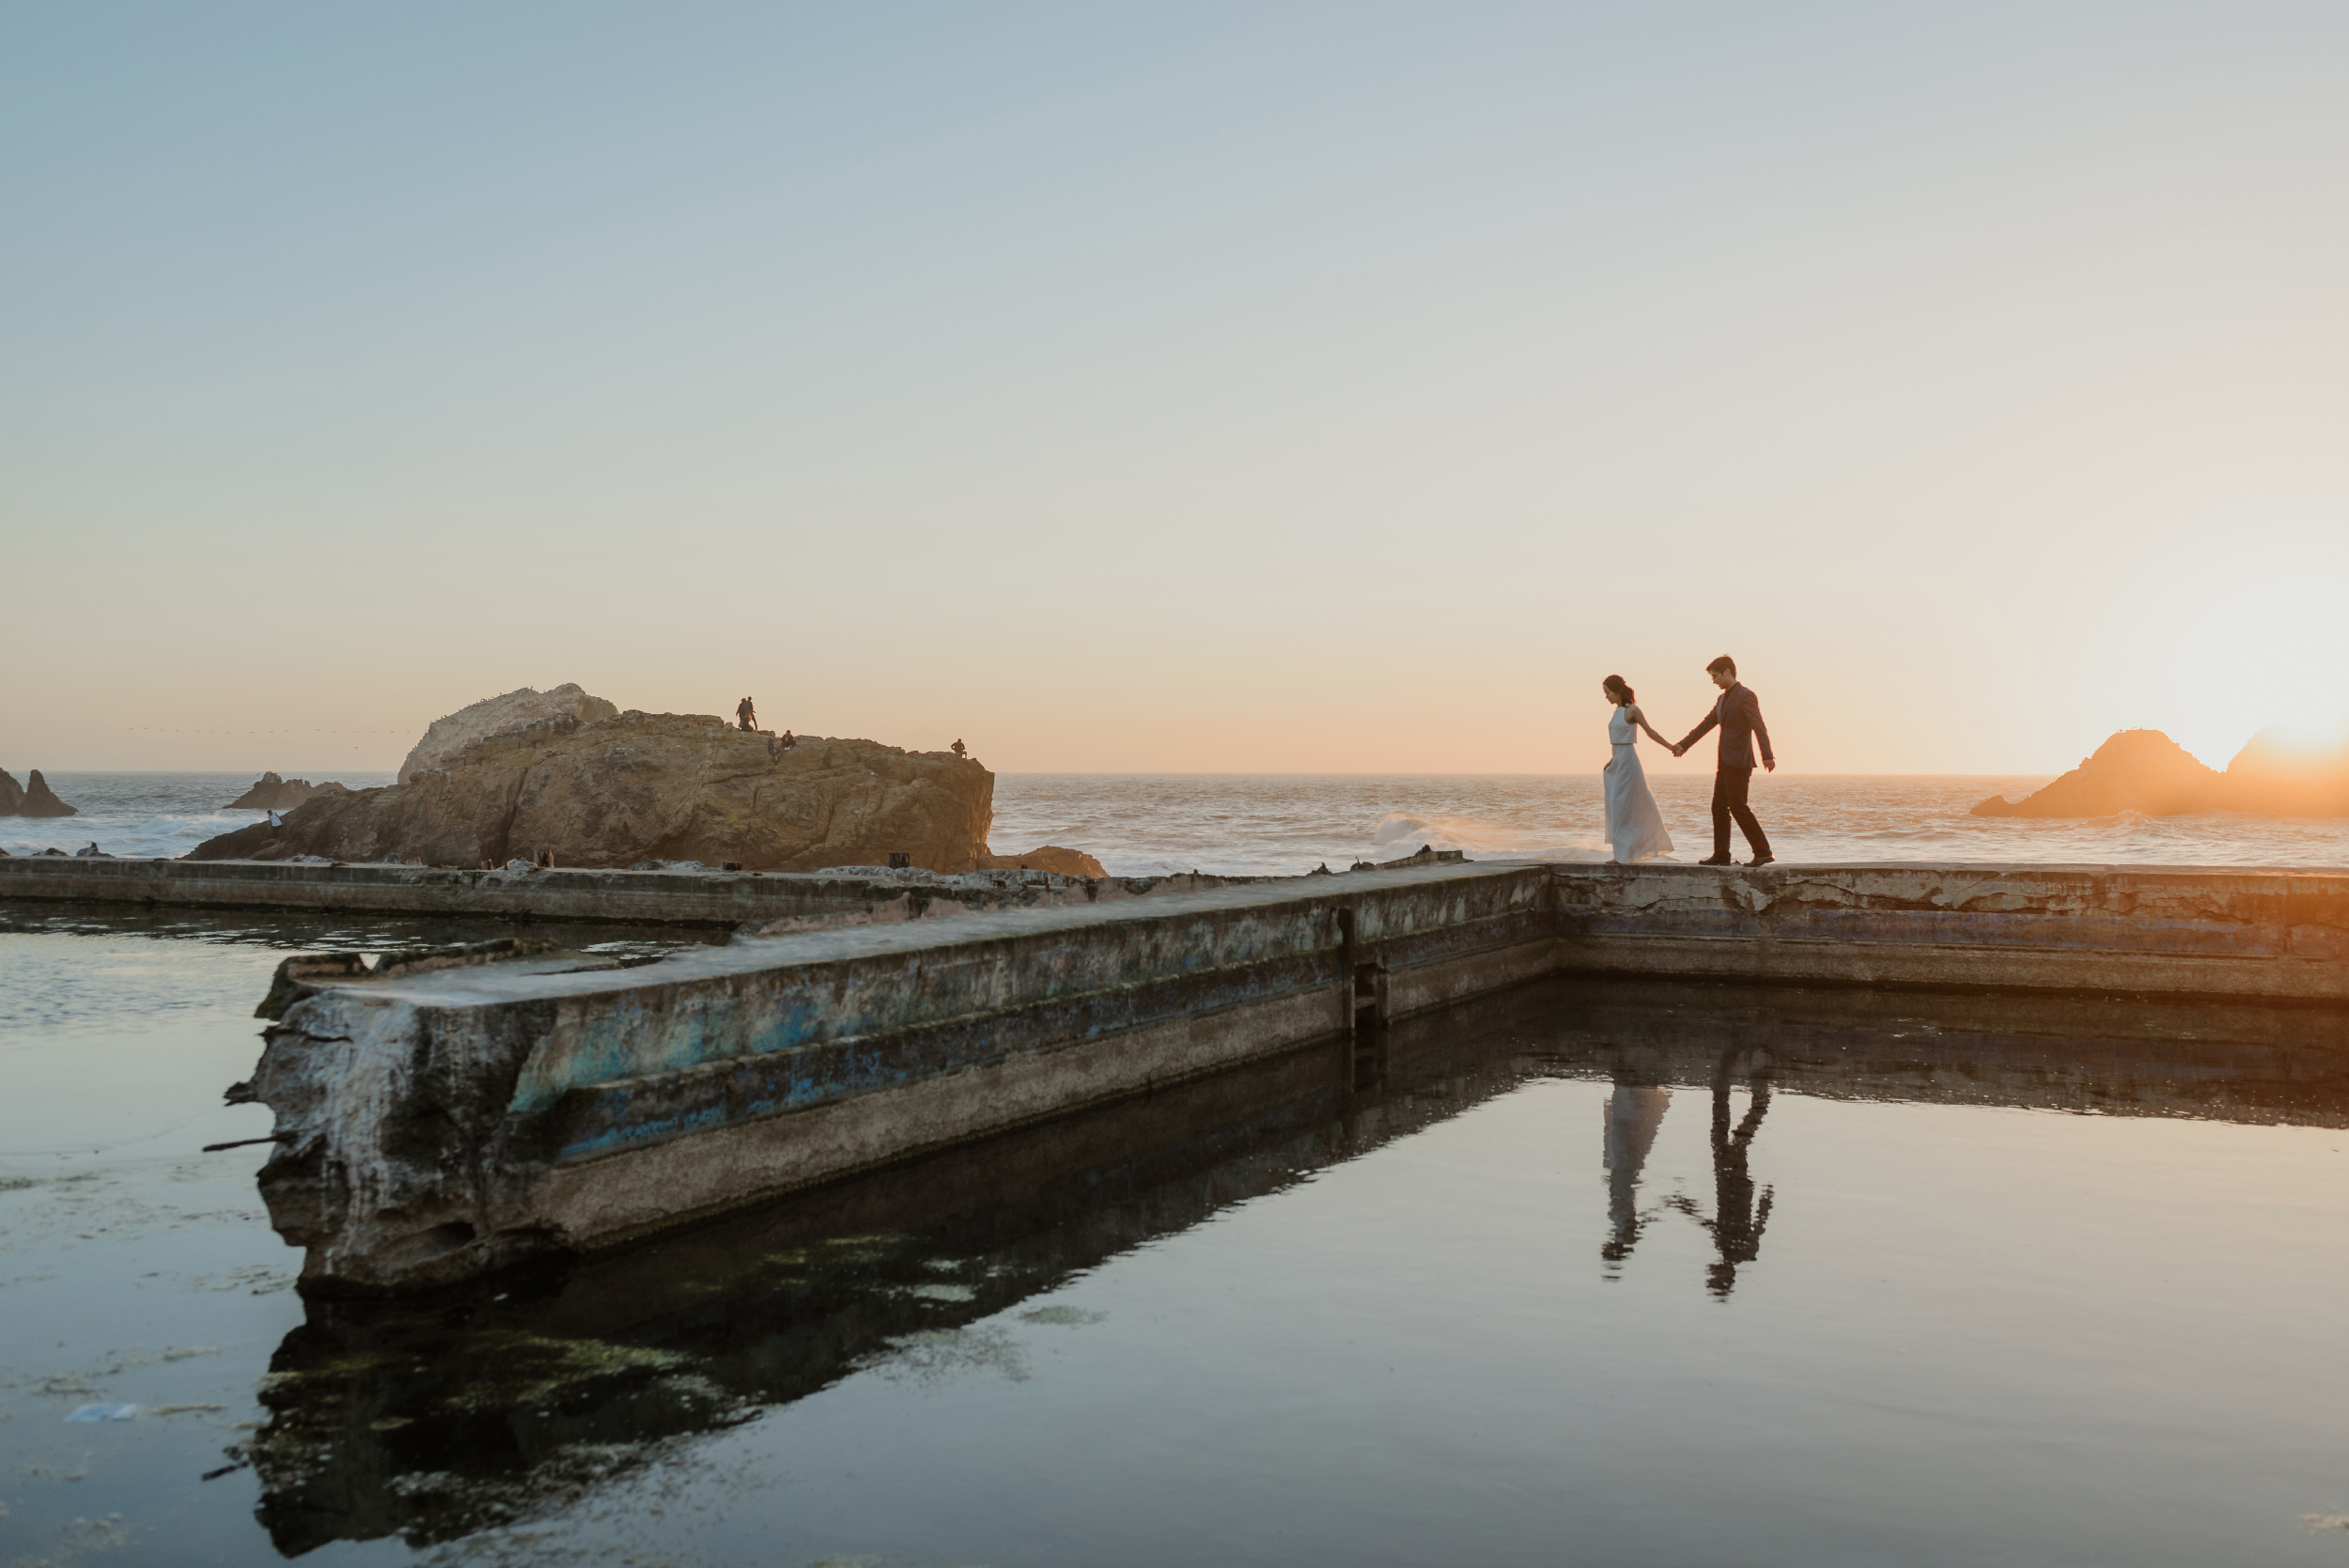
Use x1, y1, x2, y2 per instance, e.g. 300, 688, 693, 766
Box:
737, 697, 758, 732
1672, 656, 1775, 867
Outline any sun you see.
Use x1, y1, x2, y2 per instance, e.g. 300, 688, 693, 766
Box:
2112, 552, 2349, 768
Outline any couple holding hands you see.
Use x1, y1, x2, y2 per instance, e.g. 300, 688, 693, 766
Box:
1601, 655, 1775, 868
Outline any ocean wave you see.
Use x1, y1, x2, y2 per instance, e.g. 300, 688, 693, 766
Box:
2, 809, 263, 861
1364, 812, 1609, 864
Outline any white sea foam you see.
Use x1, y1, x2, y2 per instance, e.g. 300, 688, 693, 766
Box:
1, 772, 395, 861
1365, 812, 1609, 865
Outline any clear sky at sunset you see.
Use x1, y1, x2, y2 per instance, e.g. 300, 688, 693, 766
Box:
5, 3, 2345, 779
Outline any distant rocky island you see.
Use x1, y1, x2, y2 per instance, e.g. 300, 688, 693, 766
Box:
227, 773, 351, 811
0, 768, 76, 817
193, 684, 1105, 875
1974, 724, 2349, 819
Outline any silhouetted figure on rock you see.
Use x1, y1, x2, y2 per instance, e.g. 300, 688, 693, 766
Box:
951, 738, 968, 759
737, 697, 758, 732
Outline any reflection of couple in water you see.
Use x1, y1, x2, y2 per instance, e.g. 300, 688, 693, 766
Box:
1602, 1058, 1775, 1296
1600, 655, 1777, 868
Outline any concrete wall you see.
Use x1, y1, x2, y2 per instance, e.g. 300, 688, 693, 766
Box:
252, 862, 1553, 1291
0, 854, 1261, 926
217, 858, 2349, 1292
1552, 863, 2349, 1001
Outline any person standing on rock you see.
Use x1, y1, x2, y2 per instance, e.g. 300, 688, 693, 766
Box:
1672, 656, 1775, 867
737, 697, 758, 732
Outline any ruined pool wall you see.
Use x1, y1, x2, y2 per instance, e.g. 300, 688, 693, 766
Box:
231, 859, 2349, 1292
254, 862, 1554, 1290
0, 854, 1268, 926
1550, 863, 2349, 1002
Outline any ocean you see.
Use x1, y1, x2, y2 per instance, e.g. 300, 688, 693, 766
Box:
11, 770, 2349, 872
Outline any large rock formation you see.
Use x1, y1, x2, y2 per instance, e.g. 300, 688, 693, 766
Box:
1975, 723, 2349, 818
192, 711, 1000, 872
2220, 724, 2349, 818
399, 684, 620, 784
228, 773, 350, 811
5, 769, 79, 818
1972, 730, 2221, 818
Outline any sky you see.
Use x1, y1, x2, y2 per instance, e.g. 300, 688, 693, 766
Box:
5, 2, 2346, 779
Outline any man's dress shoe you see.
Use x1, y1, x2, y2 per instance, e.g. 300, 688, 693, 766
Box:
1697, 855, 1734, 866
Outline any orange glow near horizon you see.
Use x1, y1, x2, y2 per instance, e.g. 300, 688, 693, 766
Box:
2100, 553, 2349, 771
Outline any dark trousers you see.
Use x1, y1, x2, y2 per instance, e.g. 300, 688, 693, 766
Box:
1712, 767, 1770, 860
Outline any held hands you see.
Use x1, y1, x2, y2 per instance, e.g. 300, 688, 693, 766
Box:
1671, 743, 1687, 757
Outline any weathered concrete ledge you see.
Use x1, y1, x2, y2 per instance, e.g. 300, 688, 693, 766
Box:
1553, 862, 2349, 1001
230, 859, 2349, 1292
0, 853, 1263, 927
249, 862, 1551, 1291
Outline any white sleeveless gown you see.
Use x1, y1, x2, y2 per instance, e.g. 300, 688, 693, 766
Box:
1604, 705, 1672, 863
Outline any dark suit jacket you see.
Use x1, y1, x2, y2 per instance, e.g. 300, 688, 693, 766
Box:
1678, 684, 1773, 769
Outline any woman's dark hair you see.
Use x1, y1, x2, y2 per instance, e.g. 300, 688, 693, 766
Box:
1603, 675, 1634, 705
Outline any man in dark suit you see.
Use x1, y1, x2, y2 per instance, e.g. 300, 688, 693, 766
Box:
1672, 656, 1775, 867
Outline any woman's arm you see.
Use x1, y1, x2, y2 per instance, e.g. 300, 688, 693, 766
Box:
1629, 706, 1674, 748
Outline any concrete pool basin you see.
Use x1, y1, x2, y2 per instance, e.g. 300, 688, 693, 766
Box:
211, 861, 2349, 1291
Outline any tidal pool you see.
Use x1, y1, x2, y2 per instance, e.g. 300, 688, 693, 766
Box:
5, 909, 2348, 1566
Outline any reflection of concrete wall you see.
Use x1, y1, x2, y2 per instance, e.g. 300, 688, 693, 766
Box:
252, 997, 1546, 1555
248, 972, 2349, 1556
1548, 978, 2349, 1128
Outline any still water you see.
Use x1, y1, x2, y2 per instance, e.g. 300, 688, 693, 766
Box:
5, 911, 2349, 1565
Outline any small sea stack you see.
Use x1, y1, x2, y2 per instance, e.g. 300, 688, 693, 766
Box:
1, 769, 79, 817
227, 773, 348, 811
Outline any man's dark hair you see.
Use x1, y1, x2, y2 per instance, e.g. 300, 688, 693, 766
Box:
1707, 656, 1736, 678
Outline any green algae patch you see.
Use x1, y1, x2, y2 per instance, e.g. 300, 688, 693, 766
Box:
1018, 1306, 1106, 1327
441, 1332, 697, 1410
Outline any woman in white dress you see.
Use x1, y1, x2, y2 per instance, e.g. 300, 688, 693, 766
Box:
1601, 675, 1675, 863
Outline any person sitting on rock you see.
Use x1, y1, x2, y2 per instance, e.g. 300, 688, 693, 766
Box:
951, 738, 968, 759
737, 697, 758, 732
779, 730, 796, 750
